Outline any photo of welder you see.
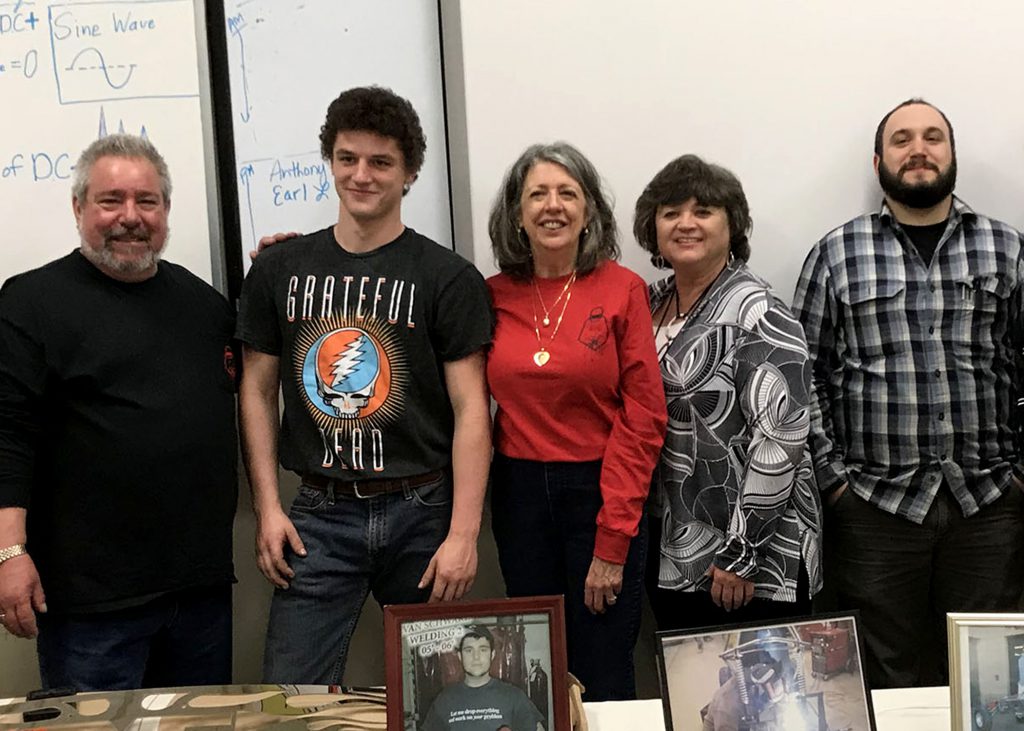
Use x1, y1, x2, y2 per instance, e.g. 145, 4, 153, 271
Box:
656, 614, 876, 731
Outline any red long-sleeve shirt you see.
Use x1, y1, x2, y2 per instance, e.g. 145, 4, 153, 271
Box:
486, 260, 667, 563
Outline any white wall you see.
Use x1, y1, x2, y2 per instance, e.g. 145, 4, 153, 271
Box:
454, 0, 1024, 303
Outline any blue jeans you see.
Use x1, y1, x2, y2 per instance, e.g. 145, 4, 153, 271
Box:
262, 471, 452, 684
490, 454, 647, 701
36, 584, 231, 691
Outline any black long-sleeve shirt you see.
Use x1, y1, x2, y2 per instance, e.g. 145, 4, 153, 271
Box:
0, 252, 237, 612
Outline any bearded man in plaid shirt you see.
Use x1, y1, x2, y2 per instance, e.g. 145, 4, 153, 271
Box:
793, 98, 1024, 690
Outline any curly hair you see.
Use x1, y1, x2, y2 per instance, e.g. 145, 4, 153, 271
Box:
319, 86, 426, 176
488, 142, 619, 279
633, 154, 751, 267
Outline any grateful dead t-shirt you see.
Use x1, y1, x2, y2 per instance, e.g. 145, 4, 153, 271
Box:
236, 227, 492, 479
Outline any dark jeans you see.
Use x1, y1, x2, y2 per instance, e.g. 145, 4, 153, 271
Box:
262, 472, 452, 684
830, 484, 1024, 689
490, 454, 647, 701
644, 513, 811, 632
36, 584, 232, 691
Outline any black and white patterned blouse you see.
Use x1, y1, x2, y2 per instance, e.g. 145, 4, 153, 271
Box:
648, 261, 822, 602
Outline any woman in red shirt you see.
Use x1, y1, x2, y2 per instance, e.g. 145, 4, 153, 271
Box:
486, 142, 667, 700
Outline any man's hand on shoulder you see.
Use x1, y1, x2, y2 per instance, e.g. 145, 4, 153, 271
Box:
255, 507, 306, 590
249, 231, 302, 261
0, 554, 46, 638
419, 532, 477, 603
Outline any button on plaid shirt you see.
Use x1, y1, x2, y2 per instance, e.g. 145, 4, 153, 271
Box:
792, 197, 1024, 523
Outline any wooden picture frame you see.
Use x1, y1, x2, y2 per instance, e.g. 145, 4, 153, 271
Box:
947, 612, 1024, 731
655, 612, 875, 731
384, 596, 568, 730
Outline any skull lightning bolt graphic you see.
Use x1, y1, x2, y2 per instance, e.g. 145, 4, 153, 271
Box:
313, 329, 382, 418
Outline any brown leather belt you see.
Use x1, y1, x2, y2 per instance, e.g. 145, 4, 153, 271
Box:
301, 469, 445, 499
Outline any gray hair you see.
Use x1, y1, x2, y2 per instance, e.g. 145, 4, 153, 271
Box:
488, 142, 619, 279
71, 134, 172, 205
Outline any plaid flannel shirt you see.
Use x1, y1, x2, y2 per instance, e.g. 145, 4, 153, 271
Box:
792, 197, 1024, 523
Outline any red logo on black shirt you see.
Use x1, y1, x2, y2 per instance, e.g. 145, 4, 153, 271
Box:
223, 345, 237, 381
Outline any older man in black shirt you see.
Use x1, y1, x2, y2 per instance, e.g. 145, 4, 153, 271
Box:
0, 134, 237, 690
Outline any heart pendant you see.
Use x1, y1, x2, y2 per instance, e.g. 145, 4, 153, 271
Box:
533, 350, 550, 367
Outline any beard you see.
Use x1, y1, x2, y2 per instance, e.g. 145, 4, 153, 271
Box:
80, 224, 168, 278
878, 156, 957, 210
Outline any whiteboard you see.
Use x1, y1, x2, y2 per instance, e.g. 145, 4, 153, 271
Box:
210, 0, 453, 287
0, 0, 218, 285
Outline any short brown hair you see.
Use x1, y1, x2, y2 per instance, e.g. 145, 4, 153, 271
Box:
633, 154, 751, 267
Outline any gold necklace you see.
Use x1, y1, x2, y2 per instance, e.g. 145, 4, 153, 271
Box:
532, 271, 577, 327
529, 275, 576, 366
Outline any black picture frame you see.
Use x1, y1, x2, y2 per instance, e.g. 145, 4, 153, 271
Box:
655, 611, 876, 731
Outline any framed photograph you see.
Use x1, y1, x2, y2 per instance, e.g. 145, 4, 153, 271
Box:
948, 612, 1024, 731
655, 612, 876, 731
384, 596, 568, 731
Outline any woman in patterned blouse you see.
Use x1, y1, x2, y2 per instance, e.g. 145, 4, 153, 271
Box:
634, 154, 823, 630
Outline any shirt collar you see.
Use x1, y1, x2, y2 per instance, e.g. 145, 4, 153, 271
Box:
648, 259, 742, 311
877, 195, 975, 228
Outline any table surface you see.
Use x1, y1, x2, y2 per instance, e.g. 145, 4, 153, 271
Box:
583, 685, 952, 731
0, 684, 954, 730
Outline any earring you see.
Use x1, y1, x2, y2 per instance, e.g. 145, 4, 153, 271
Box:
402, 182, 411, 195
653, 254, 667, 269
582, 227, 590, 237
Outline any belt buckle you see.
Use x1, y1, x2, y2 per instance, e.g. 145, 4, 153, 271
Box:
352, 481, 370, 499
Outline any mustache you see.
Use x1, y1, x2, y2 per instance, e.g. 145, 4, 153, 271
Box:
103, 223, 152, 243
899, 158, 940, 175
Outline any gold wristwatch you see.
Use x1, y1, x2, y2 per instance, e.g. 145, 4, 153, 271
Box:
0, 544, 27, 565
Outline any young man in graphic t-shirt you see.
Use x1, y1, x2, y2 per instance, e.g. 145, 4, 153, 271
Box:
236, 86, 493, 683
